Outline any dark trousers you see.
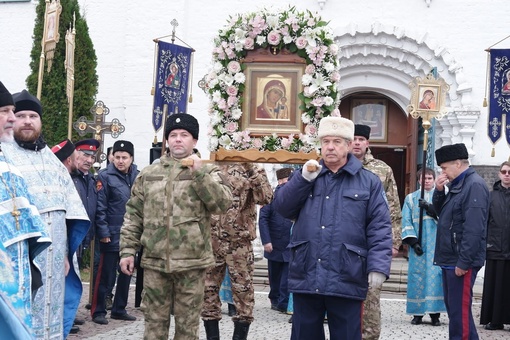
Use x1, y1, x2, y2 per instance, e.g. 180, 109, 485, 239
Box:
442, 267, 480, 340
267, 260, 289, 309
91, 251, 131, 317
291, 293, 362, 340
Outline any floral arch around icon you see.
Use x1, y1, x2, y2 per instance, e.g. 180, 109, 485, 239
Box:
205, 7, 340, 163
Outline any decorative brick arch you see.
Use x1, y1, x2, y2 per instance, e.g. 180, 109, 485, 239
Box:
334, 22, 480, 154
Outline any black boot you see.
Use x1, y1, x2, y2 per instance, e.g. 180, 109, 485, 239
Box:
430, 313, 441, 326
232, 321, 250, 340
228, 303, 237, 317
203, 320, 220, 340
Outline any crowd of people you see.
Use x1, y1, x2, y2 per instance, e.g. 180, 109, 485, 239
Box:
1, 79, 508, 340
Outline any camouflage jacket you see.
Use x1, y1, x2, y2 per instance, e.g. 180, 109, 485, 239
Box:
119, 154, 232, 273
362, 152, 403, 249
211, 163, 273, 242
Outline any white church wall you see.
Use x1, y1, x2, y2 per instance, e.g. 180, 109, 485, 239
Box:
1, 0, 509, 168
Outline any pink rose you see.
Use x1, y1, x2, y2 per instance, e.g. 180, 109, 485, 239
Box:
281, 137, 293, 149
245, 37, 255, 50
253, 138, 263, 149
305, 124, 317, 135
226, 86, 238, 97
217, 99, 227, 110
295, 36, 307, 49
305, 64, 315, 75
227, 61, 241, 74
227, 96, 238, 107
331, 108, 341, 117
267, 31, 281, 46
225, 122, 238, 133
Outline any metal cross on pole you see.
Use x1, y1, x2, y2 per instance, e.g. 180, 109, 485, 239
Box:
73, 100, 125, 162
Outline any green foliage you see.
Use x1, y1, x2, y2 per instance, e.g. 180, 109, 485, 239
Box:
26, 0, 98, 147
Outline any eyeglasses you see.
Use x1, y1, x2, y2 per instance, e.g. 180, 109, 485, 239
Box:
500, 170, 510, 175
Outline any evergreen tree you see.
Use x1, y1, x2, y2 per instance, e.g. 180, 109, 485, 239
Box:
26, 0, 98, 146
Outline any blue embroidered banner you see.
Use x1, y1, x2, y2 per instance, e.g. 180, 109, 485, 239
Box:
152, 42, 193, 132
488, 49, 510, 145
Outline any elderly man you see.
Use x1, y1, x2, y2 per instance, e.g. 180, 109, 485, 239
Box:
433, 143, 489, 340
119, 113, 232, 340
273, 116, 392, 339
351, 124, 402, 339
0, 81, 51, 338
2, 90, 89, 339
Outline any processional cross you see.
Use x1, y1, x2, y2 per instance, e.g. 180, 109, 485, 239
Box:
73, 100, 125, 162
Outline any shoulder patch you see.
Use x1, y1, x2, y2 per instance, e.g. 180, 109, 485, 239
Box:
96, 180, 103, 191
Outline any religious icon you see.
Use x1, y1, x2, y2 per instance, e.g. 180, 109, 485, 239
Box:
165, 63, 181, 89
256, 79, 289, 120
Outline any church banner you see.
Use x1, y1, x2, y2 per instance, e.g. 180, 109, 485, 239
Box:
488, 49, 510, 146
152, 41, 193, 132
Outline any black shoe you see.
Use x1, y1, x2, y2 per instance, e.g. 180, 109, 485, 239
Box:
271, 305, 286, 313
430, 313, 441, 326
74, 318, 85, 325
70, 325, 80, 334
288, 315, 293, 323
92, 315, 109, 325
110, 313, 137, 321
411, 316, 423, 325
85, 303, 92, 310
484, 323, 504, 330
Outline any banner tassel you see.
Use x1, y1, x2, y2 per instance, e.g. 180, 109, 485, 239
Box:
491, 145, 495, 157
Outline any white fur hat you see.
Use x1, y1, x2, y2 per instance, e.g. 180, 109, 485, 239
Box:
317, 116, 354, 141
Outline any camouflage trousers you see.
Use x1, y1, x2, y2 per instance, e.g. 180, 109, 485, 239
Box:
362, 284, 382, 340
201, 237, 254, 323
141, 268, 206, 340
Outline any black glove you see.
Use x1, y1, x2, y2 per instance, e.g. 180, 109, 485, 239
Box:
418, 198, 437, 219
412, 243, 424, 256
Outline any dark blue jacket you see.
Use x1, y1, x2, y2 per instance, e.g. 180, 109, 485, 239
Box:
96, 163, 139, 252
72, 170, 98, 245
486, 181, 510, 260
273, 154, 392, 300
259, 185, 293, 262
432, 167, 489, 269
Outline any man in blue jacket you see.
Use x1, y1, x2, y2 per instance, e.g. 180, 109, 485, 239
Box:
273, 116, 392, 339
92, 140, 139, 325
259, 167, 294, 313
432, 143, 489, 340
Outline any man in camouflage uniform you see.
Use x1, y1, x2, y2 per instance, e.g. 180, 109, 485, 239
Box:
119, 113, 232, 340
201, 163, 273, 340
352, 124, 402, 340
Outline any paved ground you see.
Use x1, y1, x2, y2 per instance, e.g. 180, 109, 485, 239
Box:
70, 281, 510, 340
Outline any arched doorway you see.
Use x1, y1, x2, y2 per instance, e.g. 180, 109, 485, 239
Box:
334, 22, 481, 197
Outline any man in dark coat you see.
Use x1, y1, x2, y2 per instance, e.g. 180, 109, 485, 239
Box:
273, 116, 392, 340
92, 140, 139, 325
259, 167, 293, 312
480, 161, 510, 330
432, 143, 489, 340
